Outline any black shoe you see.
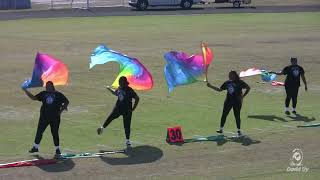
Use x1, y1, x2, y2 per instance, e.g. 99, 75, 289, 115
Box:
237, 131, 243, 137
292, 110, 297, 114
285, 111, 290, 115
126, 140, 132, 148
216, 129, 223, 134
29, 147, 39, 153
55, 149, 61, 155
97, 127, 104, 135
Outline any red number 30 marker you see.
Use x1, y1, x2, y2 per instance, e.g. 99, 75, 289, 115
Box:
166, 126, 184, 143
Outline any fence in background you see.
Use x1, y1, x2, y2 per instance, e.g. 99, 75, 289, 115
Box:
31, 0, 128, 9
0, 0, 31, 9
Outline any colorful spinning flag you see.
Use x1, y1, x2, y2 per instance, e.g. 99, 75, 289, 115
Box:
21, 53, 69, 89
201, 42, 214, 82
240, 68, 282, 86
90, 45, 153, 91
261, 70, 277, 82
163, 44, 213, 93
239, 68, 262, 78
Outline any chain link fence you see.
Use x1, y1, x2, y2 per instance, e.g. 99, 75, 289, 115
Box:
31, 0, 129, 9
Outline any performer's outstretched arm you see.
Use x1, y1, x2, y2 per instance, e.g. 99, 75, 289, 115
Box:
207, 82, 223, 92
269, 71, 284, 75
22, 88, 37, 100
106, 86, 117, 96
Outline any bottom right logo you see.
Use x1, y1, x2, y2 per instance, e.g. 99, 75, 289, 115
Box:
287, 148, 309, 173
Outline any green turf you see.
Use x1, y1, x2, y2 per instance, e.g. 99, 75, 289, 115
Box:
0, 13, 319, 179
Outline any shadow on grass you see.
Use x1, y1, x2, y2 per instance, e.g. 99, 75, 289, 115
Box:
248, 115, 288, 122
169, 135, 261, 146
100, 145, 163, 165
287, 113, 316, 122
248, 114, 316, 123
217, 135, 261, 146
32, 155, 75, 172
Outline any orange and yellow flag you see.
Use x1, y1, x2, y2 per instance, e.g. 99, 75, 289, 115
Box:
201, 42, 213, 82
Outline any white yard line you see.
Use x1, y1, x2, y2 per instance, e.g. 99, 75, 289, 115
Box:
96, 144, 112, 148
281, 124, 296, 128
63, 148, 79, 152
252, 128, 265, 131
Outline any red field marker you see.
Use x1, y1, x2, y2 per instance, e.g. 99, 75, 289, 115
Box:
166, 126, 184, 143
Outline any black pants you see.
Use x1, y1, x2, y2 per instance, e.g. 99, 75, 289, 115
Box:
34, 116, 60, 146
103, 107, 132, 139
285, 86, 299, 108
220, 100, 242, 130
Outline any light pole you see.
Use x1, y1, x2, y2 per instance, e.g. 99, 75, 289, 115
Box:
51, 0, 54, 9
86, 0, 89, 9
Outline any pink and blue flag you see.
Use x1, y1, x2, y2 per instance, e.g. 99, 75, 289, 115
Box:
164, 45, 213, 93
240, 68, 277, 82
21, 53, 69, 89
261, 70, 277, 82
239, 68, 262, 78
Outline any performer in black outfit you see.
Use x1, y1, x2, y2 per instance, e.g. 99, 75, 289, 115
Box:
207, 71, 250, 136
97, 76, 140, 148
22, 81, 69, 155
271, 57, 308, 115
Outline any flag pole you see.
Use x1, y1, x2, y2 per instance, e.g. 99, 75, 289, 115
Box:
201, 42, 208, 82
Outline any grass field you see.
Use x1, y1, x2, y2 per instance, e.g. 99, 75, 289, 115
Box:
0, 12, 319, 179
